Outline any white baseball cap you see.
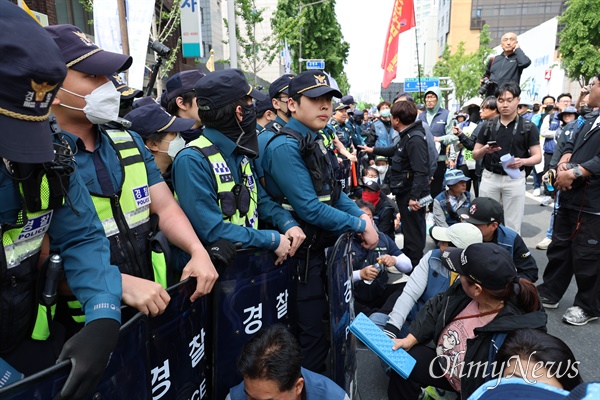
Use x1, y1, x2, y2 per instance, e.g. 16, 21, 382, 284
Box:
430, 223, 483, 248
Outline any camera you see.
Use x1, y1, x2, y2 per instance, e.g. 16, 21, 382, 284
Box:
149, 40, 171, 58
478, 78, 491, 96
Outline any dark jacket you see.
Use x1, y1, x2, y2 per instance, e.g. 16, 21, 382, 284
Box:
374, 192, 396, 240
373, 120, 430, 200
408, 282, 547, 399
485, 48, 531, 91
560, 110, 600, 213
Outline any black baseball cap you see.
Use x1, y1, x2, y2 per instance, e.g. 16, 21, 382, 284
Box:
195, 69, 266, 111
45, 24, 132, 75
341, 95, 356, 105
362, 180, 380, 192
160, 70, 205, 108
131, 96, 158, 110
109, 74, 143, 100
333, 102, 350, 112
441, 243, 517, 290
0, 2, 67, 164
124, 102, 195, 139
288, 70, 342, 99
458, 197, 504, 225
256, 97, 275, 115
269, 74, 295, 99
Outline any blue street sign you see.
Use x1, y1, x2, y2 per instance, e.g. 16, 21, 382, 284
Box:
404, 77, 439, 93
306, 59, 325, 70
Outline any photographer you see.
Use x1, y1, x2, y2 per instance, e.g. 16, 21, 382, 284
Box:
480, 32, 531, 97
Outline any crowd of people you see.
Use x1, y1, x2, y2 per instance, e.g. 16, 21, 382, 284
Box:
1, 2, 598, 398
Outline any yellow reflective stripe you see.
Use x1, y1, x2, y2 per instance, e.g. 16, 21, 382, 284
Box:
2, 210, 53, 269
31, 304, 56, 341
281, 195, 330, 212
67, 299, 86, 323
151, 252, 168, 289
41, 175, 49, 210
100, 216, 119, 237
188, 137, 259, 229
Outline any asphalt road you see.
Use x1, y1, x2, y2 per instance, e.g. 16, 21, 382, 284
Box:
354, 185, 600, 399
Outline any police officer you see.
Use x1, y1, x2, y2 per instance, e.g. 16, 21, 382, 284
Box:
171, 69, 304, 263
255, 96, 276, 133
45, 24, 218, 317
0, 3, 121, 398
260, 70, 378, 372
161, 70, 206, 142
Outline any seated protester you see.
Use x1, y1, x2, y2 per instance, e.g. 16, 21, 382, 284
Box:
458, 197, 538, 282
432, 169, 475, 228
388, 243, 547, 399
124, 101, 195, 191
161, 70, 206, 142
352, 200, 412, 314
496, 329, 582, 391
374, 155, 391, 187
361, 180, 396, 240
372, 223, 483, 339
227, 324, 349, 400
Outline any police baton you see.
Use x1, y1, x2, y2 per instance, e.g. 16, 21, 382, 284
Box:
42, 254, 64, 307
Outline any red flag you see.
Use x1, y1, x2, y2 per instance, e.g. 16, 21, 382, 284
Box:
381, 0, 416, 89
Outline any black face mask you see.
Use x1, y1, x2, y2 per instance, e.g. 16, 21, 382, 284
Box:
545, 105, 555, 114
532, 104, 540, 113
235, 103, 259, 159
468, 107, 481, 124
579, 106, 593, 117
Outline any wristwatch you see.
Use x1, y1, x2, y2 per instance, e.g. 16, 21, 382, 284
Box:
572, 165, 583, 178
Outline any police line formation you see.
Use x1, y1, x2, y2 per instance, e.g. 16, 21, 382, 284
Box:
1, 2, 599, 399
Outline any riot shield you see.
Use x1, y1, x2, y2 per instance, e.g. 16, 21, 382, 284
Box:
146, 278, 210, 400
327, 233, 357, 398
211, 249, 296, 400
0, 312, 150, 400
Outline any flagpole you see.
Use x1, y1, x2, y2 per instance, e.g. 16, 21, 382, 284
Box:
413, 5, 422, 101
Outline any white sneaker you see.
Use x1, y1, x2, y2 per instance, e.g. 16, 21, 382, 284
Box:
533, 188, 541, 196
536, 237, 552, 250
541, 196, 553, 206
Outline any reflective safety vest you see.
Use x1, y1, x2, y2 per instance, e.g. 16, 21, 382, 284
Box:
187, 135, 259, 228
66, 129, 167, 324
1, 185, 60, 351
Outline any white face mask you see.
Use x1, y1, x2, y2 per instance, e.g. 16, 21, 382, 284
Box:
375, 165, 388, 175
160, 134, 186, 160
380, 109, 391, 118
363, 176, 378, 185
60, 81, 121, 125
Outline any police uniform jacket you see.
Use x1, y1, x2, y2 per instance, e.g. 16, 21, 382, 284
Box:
172, 127, 298, 250
255, 115, 287, 180
408, 281, 547, 399
560, 111, 600, 213
373, 120, 430, 201
261, 118, 367, 234
0, 163, 122, 324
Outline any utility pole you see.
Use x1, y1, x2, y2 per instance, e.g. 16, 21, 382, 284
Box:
228, 0, 238, 68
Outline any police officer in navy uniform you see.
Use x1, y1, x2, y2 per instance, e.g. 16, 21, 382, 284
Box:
171, 69, 304, 264
0, 3, 121, 398
260, 70, 379, 372
45, 24, 218, 318
161, 70, 206, 142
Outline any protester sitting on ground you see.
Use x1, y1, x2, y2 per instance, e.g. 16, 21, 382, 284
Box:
370, 223, 483, 339
458, 197, 538, 282
496, 328, 582, 391
226, 324, 350, 400
432, 169, 475, 228
360, 180, 396, 240
351, 200, 412, 314
388, 243, 547, 399
374, 155, 391, 186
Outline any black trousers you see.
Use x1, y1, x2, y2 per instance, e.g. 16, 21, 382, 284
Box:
538, 208, 600, 316
397, 193, 426, 266
431, 161, 447, 200
294, 250, 329, 373
458, 164, 480, 197
388, 344, 457, 400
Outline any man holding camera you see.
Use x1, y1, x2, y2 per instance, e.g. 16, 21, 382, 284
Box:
479, 32, 531, 97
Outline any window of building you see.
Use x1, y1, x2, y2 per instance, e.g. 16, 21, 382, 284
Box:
55, 0, 93, 35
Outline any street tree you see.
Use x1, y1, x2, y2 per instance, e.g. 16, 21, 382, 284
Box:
224, 0, 279, 84
272, 0, 350, 94
433, 25, 494, 105
558, 0, 600, 86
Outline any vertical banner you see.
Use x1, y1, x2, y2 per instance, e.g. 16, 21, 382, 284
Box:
381, 0, 415, 89
93, 0, 122, 54
126, 0, 154, 90
282, 40, 292, 74
181, 0, 203, 58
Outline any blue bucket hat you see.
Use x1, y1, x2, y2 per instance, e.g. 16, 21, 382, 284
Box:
0, 2, 67, 163
444, 169, 471, 186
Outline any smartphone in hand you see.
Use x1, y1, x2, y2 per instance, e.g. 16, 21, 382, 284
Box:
488, 140, 499, 148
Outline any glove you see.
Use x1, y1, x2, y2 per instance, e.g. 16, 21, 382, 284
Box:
55, 318, 120, 400
207, 239, 237, 269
